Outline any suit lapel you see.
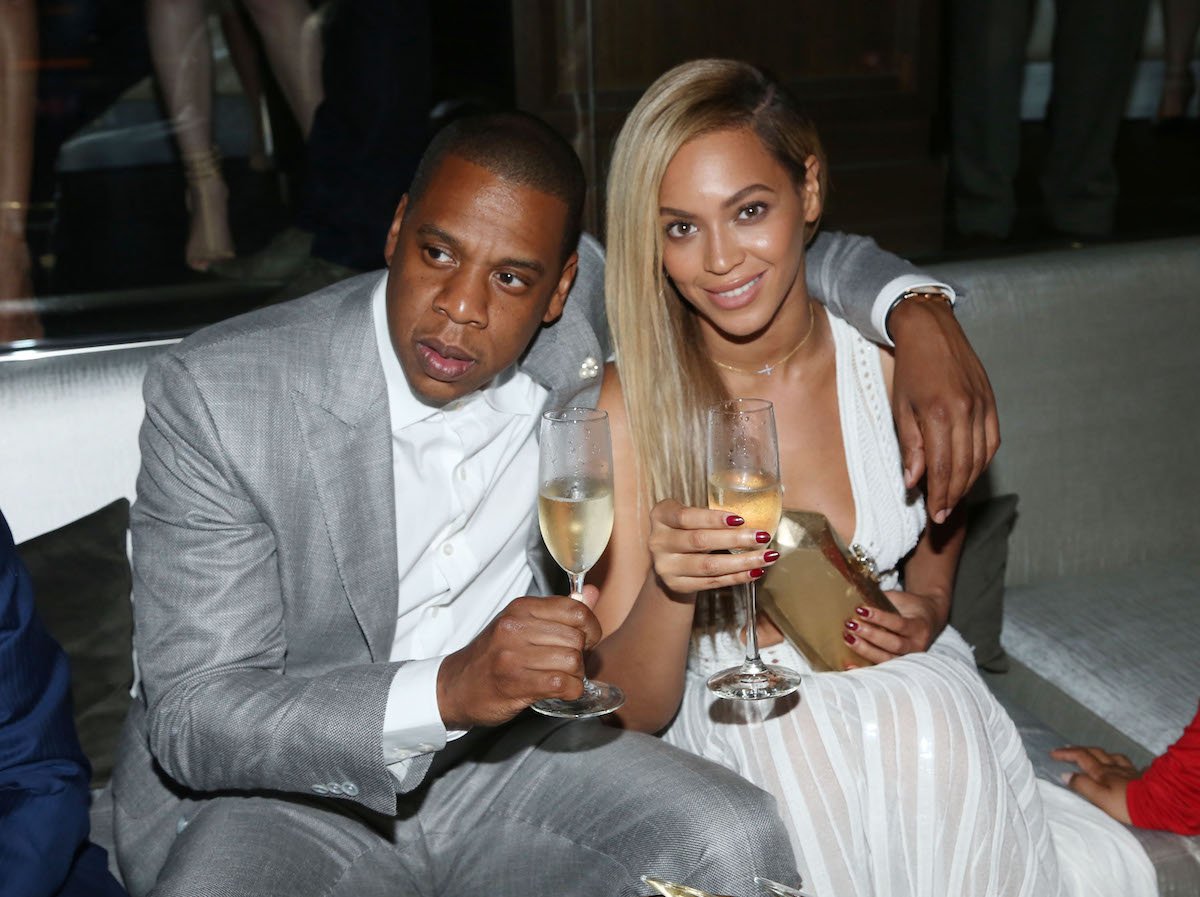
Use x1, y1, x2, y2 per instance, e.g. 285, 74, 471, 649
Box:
293, 281, 397, 661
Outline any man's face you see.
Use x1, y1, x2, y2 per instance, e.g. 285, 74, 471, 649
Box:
383, 156, 577, 406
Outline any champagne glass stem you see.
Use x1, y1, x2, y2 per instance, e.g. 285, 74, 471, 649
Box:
742, 579, 765, 671
567, 571, 586, 600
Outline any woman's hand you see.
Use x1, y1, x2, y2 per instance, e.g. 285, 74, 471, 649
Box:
647, 499, 780, 597
841, 589, 948, 666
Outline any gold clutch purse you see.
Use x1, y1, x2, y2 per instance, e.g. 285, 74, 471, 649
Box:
757, 510, 896, 673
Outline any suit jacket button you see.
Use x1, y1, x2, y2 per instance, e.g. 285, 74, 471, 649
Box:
342, 782, 359, 796
579, 357, 599, 379
312, 784, 329, 795
326, 782, 344, 795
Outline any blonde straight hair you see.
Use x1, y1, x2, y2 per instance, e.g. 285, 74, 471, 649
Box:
605, 59, 829, 508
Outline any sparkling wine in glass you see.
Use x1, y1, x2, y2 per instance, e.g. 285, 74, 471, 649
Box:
533, 407, 625, 718
705, 398, 802, 700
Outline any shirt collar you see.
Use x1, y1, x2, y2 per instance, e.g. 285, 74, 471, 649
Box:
371, 274, 544, 431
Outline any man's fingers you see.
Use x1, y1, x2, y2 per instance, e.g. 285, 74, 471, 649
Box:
942, 402, 974, 517
517, 596, 603, 649
895, 402, 925, 490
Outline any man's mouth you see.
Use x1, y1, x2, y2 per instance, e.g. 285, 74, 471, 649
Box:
415, 338, 477, 381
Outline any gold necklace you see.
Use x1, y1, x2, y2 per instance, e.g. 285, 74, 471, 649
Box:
711, 303, 817, 376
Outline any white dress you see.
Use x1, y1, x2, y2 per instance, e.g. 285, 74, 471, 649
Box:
661, 314, 1158, 897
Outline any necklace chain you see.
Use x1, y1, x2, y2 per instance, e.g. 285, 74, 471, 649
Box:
711, 304, 817, 376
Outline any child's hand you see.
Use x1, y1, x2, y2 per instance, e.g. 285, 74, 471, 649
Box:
1049, 745, 1139, 824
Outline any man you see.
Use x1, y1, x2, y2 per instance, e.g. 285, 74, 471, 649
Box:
115, 111, 997, 896
0, 509, 126, 897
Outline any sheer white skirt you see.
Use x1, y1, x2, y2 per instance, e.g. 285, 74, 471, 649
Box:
661, 627, 1157, 897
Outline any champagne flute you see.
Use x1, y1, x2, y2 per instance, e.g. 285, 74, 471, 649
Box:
705, 398, 801, 700
533, 407, 626, 718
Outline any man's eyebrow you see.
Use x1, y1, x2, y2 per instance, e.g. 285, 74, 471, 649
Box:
416, 223, 463, 252
495, 256, 545, 276
659, 183, 777, 218
416, 223, 544, 276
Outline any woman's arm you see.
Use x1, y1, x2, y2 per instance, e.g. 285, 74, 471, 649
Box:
844, 510, 965, 664
589, 364, 773, 731
843, 348, 966, 664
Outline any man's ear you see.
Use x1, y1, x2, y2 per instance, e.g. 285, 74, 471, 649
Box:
383, 195, 409, 266
802, 155, 823, 224
542, 251, 579, 324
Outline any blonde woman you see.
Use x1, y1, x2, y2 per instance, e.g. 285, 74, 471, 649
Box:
587, 59, 1156, 897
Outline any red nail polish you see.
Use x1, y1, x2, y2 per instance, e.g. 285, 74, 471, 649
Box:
750, 568, 765, 579
845, 619, 859, 631
763, 550, 780, 563
755, 531, 771, 543
726, 515, 744, 526
854, 606, 870, 618
843, 632, 856, 645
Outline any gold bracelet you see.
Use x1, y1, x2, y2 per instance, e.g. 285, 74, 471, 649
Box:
899, 288, 953, 306
1, 201, 27, 211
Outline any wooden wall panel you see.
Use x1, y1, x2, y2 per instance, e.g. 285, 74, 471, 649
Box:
512, 0, 945, 254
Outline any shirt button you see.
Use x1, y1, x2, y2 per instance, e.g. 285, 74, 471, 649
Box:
442, 543, 454, 556
458, 468, 468, 481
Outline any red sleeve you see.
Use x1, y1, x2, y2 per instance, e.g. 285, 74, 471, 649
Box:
1127, 702, 1200, 835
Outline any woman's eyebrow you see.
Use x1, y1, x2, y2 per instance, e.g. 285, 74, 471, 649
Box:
659, 183, 776, 218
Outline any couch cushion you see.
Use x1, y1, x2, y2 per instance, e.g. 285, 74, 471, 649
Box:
931, 236, 1200, 586
1000, 559, 1200, 757
17, 499, 134, 788
951, 493, 1018, 672
0, 343, 167, 543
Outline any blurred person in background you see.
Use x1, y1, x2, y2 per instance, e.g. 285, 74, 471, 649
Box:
1157, 0, 1199, 124
950, 0, 1151, 243
0, 0, 44, 341
146, 0, 323, 271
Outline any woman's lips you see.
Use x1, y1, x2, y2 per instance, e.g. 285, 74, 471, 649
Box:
706, 272, 764, 310
416, 340, 476, 381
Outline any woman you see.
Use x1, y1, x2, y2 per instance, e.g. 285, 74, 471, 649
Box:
588, 59, 1156, 897
146, 0, 323, 271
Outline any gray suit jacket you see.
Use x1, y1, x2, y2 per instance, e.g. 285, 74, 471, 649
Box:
112, 230, 923, 886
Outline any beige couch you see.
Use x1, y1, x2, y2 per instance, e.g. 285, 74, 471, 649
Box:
2, 237, 1197, 891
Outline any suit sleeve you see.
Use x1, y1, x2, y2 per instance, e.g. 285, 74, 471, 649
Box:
131, 353, 424, 815
0, 514, 92, 897
805, 230, 948, 344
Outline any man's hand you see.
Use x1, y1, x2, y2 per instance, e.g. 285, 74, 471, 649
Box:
889, 296, 999, 523
436, 589, 602, 730
1049, 745, 1139, 824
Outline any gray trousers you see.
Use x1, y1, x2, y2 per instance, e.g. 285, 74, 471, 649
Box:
950, 0, 1151, 236
144, 715, 798, 897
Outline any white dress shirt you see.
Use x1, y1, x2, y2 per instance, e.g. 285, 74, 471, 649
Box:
369, 275, 547, 779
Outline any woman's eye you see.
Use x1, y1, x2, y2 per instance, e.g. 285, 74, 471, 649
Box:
665, 221, 695, 238
738, 202, 767, 220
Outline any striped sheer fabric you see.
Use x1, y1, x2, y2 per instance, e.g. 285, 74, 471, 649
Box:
661, 317, 1157, 897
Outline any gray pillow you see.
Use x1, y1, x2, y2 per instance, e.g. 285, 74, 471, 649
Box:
17, 499, 133, 788
951, 494, 1019, 673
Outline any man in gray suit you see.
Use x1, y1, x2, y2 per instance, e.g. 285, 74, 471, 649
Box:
115, 112, 996, 896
